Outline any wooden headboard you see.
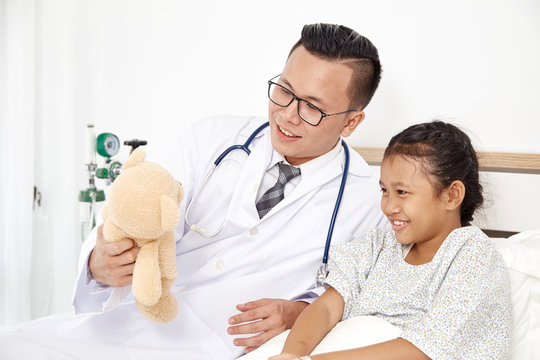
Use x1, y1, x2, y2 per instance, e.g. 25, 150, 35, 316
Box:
353, 147, 540, 237
353, 147, 540, 175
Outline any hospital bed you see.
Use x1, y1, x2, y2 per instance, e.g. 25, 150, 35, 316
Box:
242, 148, 540, 360
2, 149, 538, 359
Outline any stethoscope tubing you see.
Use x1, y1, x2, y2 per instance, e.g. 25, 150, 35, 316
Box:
322, 140, 349, 265
187, 120, 350, 281
214, 122, 270, 166
186, 122, 270, 236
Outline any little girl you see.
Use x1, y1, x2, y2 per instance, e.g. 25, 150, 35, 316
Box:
270, 121, 511, 360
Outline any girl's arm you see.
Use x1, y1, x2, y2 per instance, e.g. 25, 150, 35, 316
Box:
270, 286, 345, 359
310, 338, 430, 360
270, 286, 430, 360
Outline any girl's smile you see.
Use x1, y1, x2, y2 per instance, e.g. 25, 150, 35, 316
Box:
380, 155, 462, 264
389, 218, 409, 232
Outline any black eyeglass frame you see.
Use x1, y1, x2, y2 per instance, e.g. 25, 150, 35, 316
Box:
267, 74, 362, 126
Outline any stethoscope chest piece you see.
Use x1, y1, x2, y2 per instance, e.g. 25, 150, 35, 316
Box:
316, 263, 329, 288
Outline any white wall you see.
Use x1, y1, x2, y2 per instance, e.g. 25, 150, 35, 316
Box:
30, 0, 540, 315
80, 0, 540, 153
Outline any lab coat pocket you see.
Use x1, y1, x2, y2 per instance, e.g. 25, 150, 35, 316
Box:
263, 199, 356, 294
186, 156, 247, 239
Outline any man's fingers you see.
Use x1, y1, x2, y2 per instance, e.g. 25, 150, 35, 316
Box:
230, 298, 275, 325
228, 306, 267, 325
229, 299, 307, 352
227, 318, 268, 335
232, 328, 277, 348
100, 246, 138, 271
98, 225, 138, 257
116, 246, 139, 265
105, 238, 138, 256
117, 262, 136, 277
90, 225, 139, 286
235, 298, 270, 311
243, 346, 258, 354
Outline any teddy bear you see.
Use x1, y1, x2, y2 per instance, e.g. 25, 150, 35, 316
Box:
101, 147, 183, 323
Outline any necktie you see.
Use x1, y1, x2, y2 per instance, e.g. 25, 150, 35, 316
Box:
256, 162, 301, 219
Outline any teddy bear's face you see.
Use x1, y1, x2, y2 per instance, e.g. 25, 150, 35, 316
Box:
105, 161, 183, 241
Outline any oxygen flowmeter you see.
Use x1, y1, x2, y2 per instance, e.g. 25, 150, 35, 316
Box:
79, 124, 147, 242
95, 133, 123, 182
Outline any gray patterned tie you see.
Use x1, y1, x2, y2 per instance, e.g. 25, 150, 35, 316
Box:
256, 162, 301, 219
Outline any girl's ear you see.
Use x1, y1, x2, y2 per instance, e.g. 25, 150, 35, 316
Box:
444, 180, 466, 211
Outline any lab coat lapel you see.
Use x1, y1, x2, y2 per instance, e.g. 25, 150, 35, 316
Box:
225, 128, 272, 226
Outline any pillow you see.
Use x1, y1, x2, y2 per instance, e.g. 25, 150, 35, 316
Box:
491, 229, 540, 359
240, 315, 401, 359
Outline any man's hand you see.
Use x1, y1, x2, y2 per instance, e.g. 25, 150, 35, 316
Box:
227, 298, 308, 353
88, 225, 139, 287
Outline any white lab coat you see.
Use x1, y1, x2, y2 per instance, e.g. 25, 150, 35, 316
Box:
1, 116, 386, 360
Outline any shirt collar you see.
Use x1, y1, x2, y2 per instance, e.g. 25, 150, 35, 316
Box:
268, 139, 343, 177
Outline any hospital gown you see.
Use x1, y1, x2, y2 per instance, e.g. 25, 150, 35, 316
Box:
325, 226, 511, 360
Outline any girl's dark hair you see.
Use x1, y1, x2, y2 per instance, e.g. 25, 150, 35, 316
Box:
383, 121, 483, 226
289, 23, 382, 110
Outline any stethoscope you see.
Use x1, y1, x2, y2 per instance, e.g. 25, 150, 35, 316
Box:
185, 121, 350, 287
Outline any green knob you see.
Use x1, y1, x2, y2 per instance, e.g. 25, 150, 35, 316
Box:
95, 168, 109, 179
108, 161, 122, 181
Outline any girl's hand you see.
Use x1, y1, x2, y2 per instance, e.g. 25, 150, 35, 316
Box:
268, 353, 302, 360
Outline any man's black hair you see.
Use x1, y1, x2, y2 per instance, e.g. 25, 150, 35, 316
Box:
290, 23, 382, 109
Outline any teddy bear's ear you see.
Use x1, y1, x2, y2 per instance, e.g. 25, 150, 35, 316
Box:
161, 195, 180, 231
124, 147, 146, 170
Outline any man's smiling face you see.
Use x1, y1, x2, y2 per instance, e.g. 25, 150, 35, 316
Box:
268, 46, 363, 166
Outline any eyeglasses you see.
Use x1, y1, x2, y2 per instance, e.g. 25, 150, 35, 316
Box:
267, 74, 361, 126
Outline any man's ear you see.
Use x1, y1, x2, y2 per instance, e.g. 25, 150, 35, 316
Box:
444, 180, 466, 211
340, 111, 365, 137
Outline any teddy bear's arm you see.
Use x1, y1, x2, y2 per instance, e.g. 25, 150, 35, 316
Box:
132, 240, 162, 306
158, 232, 177, 281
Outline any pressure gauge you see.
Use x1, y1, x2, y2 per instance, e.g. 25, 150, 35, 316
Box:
96, 133, 120, 158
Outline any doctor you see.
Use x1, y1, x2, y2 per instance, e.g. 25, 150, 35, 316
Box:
72, 23, 386, 359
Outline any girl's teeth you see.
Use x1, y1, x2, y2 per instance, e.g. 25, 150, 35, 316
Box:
393, 220, 407, 226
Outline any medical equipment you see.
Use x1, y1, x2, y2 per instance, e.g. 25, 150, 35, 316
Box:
79, 125, 107, 242
185, 121, 350, 287
94, 132, 123, 182
124, 139, 148, 153
79, 125, 146, 242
